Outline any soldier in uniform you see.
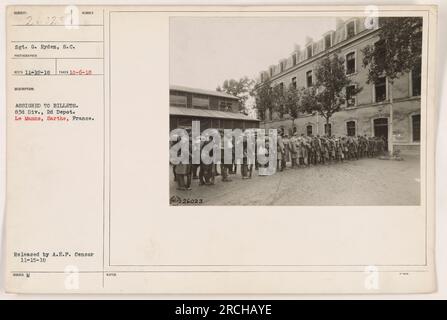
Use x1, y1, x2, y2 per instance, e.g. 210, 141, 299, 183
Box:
174, 134, 192, 190
367, 136, 375, 158
257, 137, 271, 175
241, 132, 254, 179
327, 136, 335, 163
358, 135, 366, 158
352, 136, 359, 160
320, 137, 328, 165
334, 137, 343, 162
220, 130, 233, 182
344, 136, 350, 160
230, 135, 237, 175
199, 134, 215, 185
305, 136, 313, 166
191, 135, 201, 179
290, 133, 298, 168
315, 135, 323, 164
298, 134, 306, 167
282, 133, 291, 169
347, 136, 354, 160
277, 129, 285, 172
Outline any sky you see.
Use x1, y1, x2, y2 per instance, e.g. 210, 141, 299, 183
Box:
170, 16, 338, 91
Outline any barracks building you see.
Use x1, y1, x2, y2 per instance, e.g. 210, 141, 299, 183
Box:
257, 17, 422, 153
169, 85, 260, 132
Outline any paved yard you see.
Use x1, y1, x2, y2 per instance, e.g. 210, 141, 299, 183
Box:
170, 154, 420, 206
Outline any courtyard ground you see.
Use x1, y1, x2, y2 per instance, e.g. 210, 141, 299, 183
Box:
169, 154, 420, 206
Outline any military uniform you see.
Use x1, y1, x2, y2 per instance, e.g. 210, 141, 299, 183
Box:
277, 134, 285, 171
174, 135, 192, 190
282, 134, 291, 169
290, 134, 298, 168
199, 136, 215, 185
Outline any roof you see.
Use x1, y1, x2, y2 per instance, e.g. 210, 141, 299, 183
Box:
170, 106, 259, 122
170, 85, 239, 100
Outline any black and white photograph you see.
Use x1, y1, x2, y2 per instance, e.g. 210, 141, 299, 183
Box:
3, 3, 441, 297
169, 15, 423, 206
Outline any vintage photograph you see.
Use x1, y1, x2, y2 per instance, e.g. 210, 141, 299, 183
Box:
169, 16, 423, 206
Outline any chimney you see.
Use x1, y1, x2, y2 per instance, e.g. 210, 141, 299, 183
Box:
336, 17, 344, 29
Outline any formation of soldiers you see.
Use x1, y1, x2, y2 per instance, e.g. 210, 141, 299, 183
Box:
171, 129, 387, 191
277, 131, 387, 171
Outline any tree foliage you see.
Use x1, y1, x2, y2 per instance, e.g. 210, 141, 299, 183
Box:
270, 84, 287, 118
217, 77, 255, 113
302, 53, 362, 124
362, 17, 422, 84
252, 80, 273, 121
283, 85, 304, 124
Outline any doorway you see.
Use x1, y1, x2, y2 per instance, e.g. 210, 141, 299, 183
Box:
373, 118, 388, 150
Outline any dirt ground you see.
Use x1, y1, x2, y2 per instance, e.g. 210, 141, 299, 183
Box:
169, 154, 420, 206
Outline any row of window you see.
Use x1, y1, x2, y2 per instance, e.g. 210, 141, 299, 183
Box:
307, 21, 357, 60
276, 57, 421, 107
171, 117, 256, 130
286, 114, 420, 142
288, 122, 351, 137
169, 94, 235, 111
286, 51, 355, 92
267, 20, 358, 79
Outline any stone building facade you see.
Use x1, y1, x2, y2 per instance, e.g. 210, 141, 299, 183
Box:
258, 17, 422, 153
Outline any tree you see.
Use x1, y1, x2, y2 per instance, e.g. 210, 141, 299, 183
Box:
252, 80, 273, 121
252, 81, 287, 121
301, 53, 362, 135
283, 85, 303, 129
362, 17, 422, 154
217, 77, 255, 113
270, 84, 287, 119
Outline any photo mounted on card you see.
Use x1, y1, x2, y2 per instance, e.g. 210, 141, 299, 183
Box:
169, 14, 423, 206
5, 5, 437, 294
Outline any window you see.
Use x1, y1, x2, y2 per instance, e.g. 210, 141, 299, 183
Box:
346, 52, 356, 74
270, 67, 274, 77
412, 57, 422, 96
306, 70, 313, 87
412, 114, 420, 142
306, 125, 313, 136
374, 76, 387, 102
293, 126, 297, 134
219, 100, 232, 111
292, 54, 297, 66
324, 34, 332, 50
170, 94, 187, 107
346, 20, 356, 39
177, 117, 192, 129
292, 77, 297, 89
280, 61, 285, 72
346, 85, 357, 108
209, 97, 219, 110
192, 95, 209, 109
346, 121, 356, 136
306, 45, 313, 59
279, 82, 284, 93
324, 123, 332, 136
